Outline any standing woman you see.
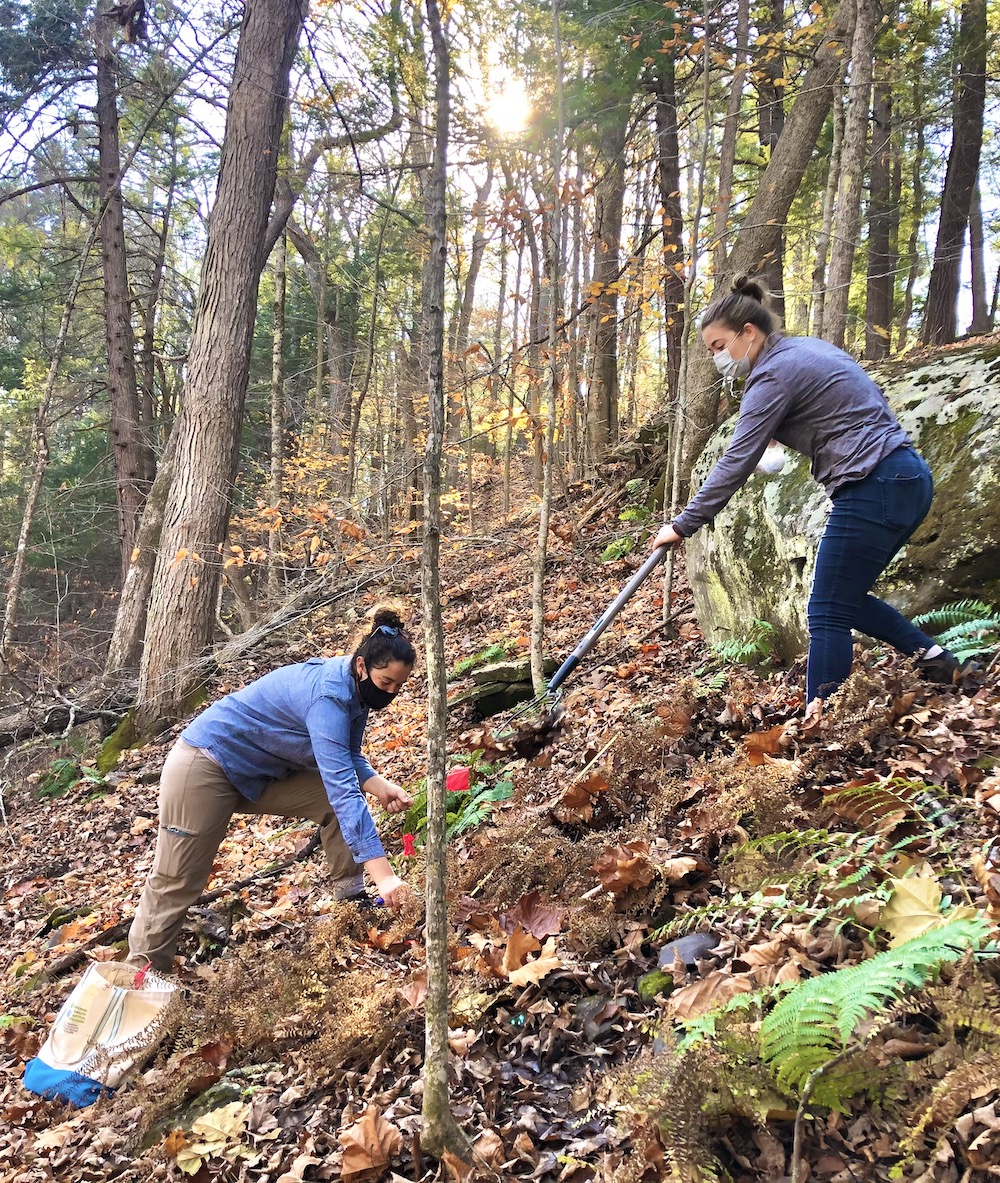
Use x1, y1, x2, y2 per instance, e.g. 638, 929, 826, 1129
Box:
651, 276, 966, 722
128, 607, 417, 972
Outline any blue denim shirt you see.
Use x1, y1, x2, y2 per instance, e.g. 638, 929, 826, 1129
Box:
182, 656, 383, 863
673, 335, 911, 537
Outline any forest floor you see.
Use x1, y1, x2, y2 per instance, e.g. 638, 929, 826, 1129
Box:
1, 474, 999, 1183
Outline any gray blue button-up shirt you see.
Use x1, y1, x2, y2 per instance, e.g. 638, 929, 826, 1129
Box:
182, 656, 384, 863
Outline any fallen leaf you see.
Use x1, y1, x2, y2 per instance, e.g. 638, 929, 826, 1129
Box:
400, 971, 427, 1011
879, 877, 978, 945
501, 925, 541, 975
499, 890, 566, 938
665, 970, 754, 1020
744, 723, 789, 766
508, 936, 563, 986
592, 841, 656, 893
339, 1106, 404, 1183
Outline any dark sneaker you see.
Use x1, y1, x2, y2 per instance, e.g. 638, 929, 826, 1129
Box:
916, 649, 981, 684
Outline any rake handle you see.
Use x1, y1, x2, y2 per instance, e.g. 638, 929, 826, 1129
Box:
547, 544, 670, 694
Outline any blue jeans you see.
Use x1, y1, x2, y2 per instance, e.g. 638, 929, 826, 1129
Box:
806, 446, 935, 703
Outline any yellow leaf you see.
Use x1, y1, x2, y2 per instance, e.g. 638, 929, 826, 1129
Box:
173, 547, 189, 564
130, 546, 141, 563
879, 877, 978, 946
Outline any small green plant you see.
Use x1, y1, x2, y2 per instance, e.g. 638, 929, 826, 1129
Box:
914, 599, 1000, 661
600, 537, 635, 562
710, 618, 777, 668
37, 758, 105, 800
618, 505, 652, 524
401, 753, 514, 844
760, 914, 990, 1109
448, 642, 510, 681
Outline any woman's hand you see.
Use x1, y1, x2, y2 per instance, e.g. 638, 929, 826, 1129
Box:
650, 523, 684, 551
375, 873, 413, 912
365, 775, 414, 815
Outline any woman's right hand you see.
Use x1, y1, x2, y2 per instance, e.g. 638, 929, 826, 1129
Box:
375, 874, 413, 912
650, 523, 683, 551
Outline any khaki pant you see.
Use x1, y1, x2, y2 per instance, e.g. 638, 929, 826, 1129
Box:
128, 739, 363, 970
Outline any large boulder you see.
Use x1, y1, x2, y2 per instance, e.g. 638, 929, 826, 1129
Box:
685, 338, 1000, 661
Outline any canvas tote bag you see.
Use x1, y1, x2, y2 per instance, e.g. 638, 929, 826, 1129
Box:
24, 961, 179, 1106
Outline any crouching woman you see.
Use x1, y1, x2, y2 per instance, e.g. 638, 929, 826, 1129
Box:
128, 607, 417, 972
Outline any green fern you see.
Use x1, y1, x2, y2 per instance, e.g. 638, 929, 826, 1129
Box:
760, 915, 990, 1107
913, 599, 994, 632
710, 618, 776, 667
448, 642, 510, 680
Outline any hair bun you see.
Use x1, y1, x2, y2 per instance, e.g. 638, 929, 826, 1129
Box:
372, 605, 406, 633
731, 274, 768, 304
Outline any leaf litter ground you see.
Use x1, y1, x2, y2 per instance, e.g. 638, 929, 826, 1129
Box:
1, 485, 999, 1183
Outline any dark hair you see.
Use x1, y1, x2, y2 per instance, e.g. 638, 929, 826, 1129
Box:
352, 605, 416, 670
701, 274, 779, 337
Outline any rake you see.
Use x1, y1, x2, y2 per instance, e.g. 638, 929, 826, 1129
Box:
498, 543, 670, 740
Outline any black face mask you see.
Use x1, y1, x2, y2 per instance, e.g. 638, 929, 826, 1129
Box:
358, 674, 398, 711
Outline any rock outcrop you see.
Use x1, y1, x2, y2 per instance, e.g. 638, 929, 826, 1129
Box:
685, 338, 1000, 661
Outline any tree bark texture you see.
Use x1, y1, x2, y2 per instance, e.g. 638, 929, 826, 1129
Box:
922, 0, 987, 345
864, 78, 895, 359
96, 14, 155, 582
586, 104, 629, 467
136, 0, 305, 728
419, 0, 469, 1163
268, 232, 287, 601
823, 0, 879, 350
753, 0, 786, 318
968, 175, 989, 334
711, 0, 750, 279
653, 58, 684, 405
682, 0, 855, 479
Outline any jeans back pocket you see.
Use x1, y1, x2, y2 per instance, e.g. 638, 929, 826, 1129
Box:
877, 473, 928, 531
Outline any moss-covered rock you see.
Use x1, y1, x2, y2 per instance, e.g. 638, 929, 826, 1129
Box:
686, 340, 1000, 661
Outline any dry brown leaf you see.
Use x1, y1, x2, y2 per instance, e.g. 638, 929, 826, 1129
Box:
501, 925, 541, 975
473, 1129, 506, 1168
399, 971, 427, 1011
655, 701, 693, 740
499, 890, 566, 938
665, 970, 754, 1021
658, 854, 711, 884
276, 1152, 323, 1183
507, 936, 562, 986
552, 771, 609, 824
744, 723, 789, 766
442, 1148, 476, 1182
338, 1105, 404, 1183
592, 841, 656, 894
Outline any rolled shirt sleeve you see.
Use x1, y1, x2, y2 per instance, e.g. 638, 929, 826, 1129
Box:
306, 697, 385, 863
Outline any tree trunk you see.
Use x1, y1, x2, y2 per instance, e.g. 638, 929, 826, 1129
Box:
753, 0, 786, 318
823, 0, 878, 350
864, 77, 895, 359
531, 0, 564, 698
268, 232, 286, 602
810, 80, 844, 338
922, 0, 987, 345
712, 0, 750, 280
682, 0, 855, 478
653, 57, 685, 404
587, 103, 629, 467
898, 95, 925, 351
419, 0, 469, 1163
445, 164, 493, 489
105, 428, 179, 677
136, 0, 305, 730
968, 174, 989, 334
96, 13, 155, 582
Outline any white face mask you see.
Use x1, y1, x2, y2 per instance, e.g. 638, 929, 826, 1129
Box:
713, 331, 752, 381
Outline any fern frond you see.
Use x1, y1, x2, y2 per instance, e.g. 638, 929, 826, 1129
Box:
913, 599, 995, 632
760, 915, 989, 1102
